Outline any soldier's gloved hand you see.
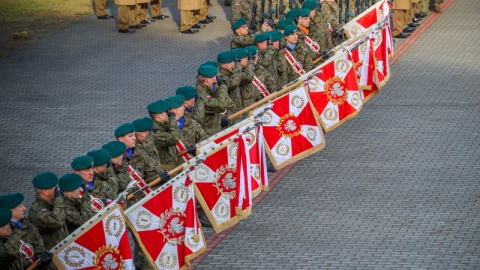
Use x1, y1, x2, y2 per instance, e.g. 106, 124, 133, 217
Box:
187, 144, 197, 155
167, 110, 175, 118
54, 186, 63, 198
216, 75, 225, 86
221, 116, 230, 127
160, 171, 171, 182
10, 222, 20, 231
248, 52, 254, 61
39, 250, 53, 267
331, 29, 339, 38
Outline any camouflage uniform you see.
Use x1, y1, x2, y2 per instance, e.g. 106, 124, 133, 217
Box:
63, 196, 94, 234
219, 63, 244, 113
254, 64, 277, 98
297, 29, 322, 63
238, 60, 257, 110
0, 218, 46, 270
184, 98, 205, 125
277, 44, 314, 86
109, 162, 130, 193
231, 33, 256, 49
27, 195, 67, 250
128, 146, 164, 185
88, 171, 118, 201
231, 0, 263, 27
152, 117, 181, 170
310, 10, 335, 52
196, 82, 237, 136
179, 117, 208, 146
258, 45, 280, 89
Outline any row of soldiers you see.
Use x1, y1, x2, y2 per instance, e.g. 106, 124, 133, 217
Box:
95, 0, 216, 33
392, 0, 444, 38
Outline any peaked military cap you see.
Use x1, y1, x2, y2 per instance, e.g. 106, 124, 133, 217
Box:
231, 17, 246, 30
133, 117, 154, 132
255, 33, 270, 43
147, 100, 171, 114
283, 25, 299, 37
197, 64, 218, 78
32, 172, 58, 189
176, 86, 197, 100
166, 95, 185, 109
0, 193, 24, 209
277, 19, 295, 30
285, 8, 301, 21
71, 155, 94, 170
232, 48, 248, 59
268, 30, 283, 42
114, 122, 135, 137
0, 208, 12, 227
245, 46, 258, 55
59, 173, 84, 191
87, 149, 111, 166
217, 51, 236, 63
102, 141, 126, 158
302, 0, 318, 11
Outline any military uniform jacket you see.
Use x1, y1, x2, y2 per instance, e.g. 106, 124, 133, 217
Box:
254, 65, 277, 99
219, 64, 244, 113
63, 196, 94, 234
110, 162, 130, 193
238, 60, 257, 109
298, 29, 322, 63
179, 117, 208, 147
152, 116, 181, 149
277, 44, 314, 87
153, 119, 181, 170
128, 146, 163, 185
0, 219, 46, 270
231, 0, 260, 27
231, 33, 256, 49
258, 46, 279, 90
89, 171, 118, 201
195, 82, 236, 136
185, 98, 205, 125
310, 12, 335, 51
27, 196, 67, 250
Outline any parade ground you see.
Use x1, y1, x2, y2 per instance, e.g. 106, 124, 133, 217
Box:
0, 0, 479, 268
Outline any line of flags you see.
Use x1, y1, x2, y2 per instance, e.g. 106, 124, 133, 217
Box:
48, 1, 395, 269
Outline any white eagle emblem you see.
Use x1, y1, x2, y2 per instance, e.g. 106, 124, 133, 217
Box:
223, 173, 236, 189
101, 254, 118, 270
284, 120, 297, 131
168, 217, 185, 235
330, 82, 344, 97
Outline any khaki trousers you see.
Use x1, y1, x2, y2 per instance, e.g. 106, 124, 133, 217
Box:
392, 10, 406, 36
136, 3, 149, 23
404, 6, 415, 24
196, 0, 209, 21
181, 10, 198, 31
151, 0, 164, 17
117, 5, 136, 30
95, 0, 107, 16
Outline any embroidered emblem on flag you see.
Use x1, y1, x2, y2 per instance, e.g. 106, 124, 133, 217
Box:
343, 1, 381, 39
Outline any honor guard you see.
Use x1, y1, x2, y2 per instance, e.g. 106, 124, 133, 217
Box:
176, 86, 206, 125
151, 0, 170, 20
218, 50, 245, 115
58, 173, 94, 234
231, 18, 256, 49
296, 7, 323, 62
0, 194, 52, 269
27, 172, 68, 250
257, 31, 282, 90
115, 0, 137, 33
231, 48, 257, 113
245, 45, 278, 97
102, 141, 130, 193
95, 0, 114, 19
178, 0, 203, 33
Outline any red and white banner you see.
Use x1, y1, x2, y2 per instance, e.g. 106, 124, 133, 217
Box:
53, 204, 133, 270
307, 52, 363, 132
343, 1, 381, 39
244, 124, 269, 198
124, 174, 206, 270
254, 87, 325, 169
375, 1, 393, 88
128, 165, 153, 196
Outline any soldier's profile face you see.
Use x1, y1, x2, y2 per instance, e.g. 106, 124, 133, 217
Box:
0, 223, 12, 237
119, 133, 136, 149
75, 168, 94, 183
235, 24, 249, 36
135, 131, 149, 143
172, 106, 185, 119
299, 17, 310, 27
286, 32, 299, 44
111, 155, 123, 166
184, 98, 195, 107
10, 202, 26, 221
65, 187, 82, 199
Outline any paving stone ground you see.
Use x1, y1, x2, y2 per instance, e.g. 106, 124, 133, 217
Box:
0, 0, 479, 269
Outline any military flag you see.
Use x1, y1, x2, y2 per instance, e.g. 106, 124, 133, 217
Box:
53, 204, 133, 270
124, 173, 206, 270
374, 0, 393, 88
307, 51, 363, 132
254, 86, 325, 169
343, 0, 382, 39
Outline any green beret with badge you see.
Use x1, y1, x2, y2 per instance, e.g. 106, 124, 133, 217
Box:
245, 46, 258, 55
71, 155, 94, 170
197, 64, 218, 78
102, 141, 126, 158
133, 117, 154, 132
255, 33, 270, 43
176, 86, 197, 100
302, 0, 318, 11
0, 208, 12, 227
0, 193, 24, 209
114, 122, 135, 137
166, 95, 185, 109
147, 100, 171, 114
59, 173, 84, 191
283, 25, 299, 37
299, 8, 311, 17
231, 17, 246, 30
32, 172, 58, 189
87, 149, 111, 166
268, 30, 283, 42
217, 51, 236, 64
232, 48, 248, 59
277, 19, 295, 30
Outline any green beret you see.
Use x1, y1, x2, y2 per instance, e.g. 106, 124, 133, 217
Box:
302, 0, 318, 11
0, 193, 24, 209
133, 117, 153, 132
254, 33, 270, 43
0, 208, 12, 227
32, 172, 58, 189
59, 173, 84, 191
87, 149, 111, 166
245, 46, 258, 55
197, 64, 218, 78
268, 30, 283, 42
102, 141, 126, 158
201, 61, 219, 68
285, 8, 301, 21
114, 122, 135, 137
231, 18, 246, 30
71, 155, 94, 170
232, 48, 248, 59
277, 19, 295, 30
299, 8, 311, 17
176, 86, 197, 100
217, 51, 235, 64
283, 25, 299, 37
166, 95, 185, 109
147, 100, 171, 114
